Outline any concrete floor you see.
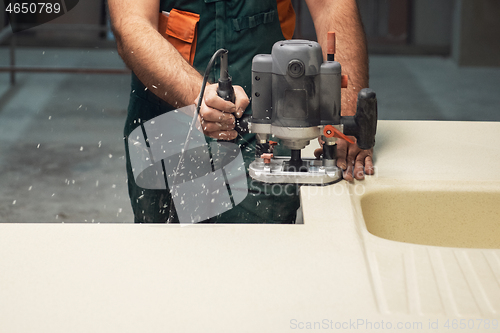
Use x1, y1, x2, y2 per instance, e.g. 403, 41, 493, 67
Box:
0, 48, 132, 222
0, 47, 499, 222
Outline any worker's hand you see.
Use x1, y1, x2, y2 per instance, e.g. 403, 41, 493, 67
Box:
314, 137, 374, 181
196, 83, 250, 140
336, 137, 374, 181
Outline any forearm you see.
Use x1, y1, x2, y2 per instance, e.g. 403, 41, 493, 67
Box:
308, 0, 369, 116
110, 12, 203, 107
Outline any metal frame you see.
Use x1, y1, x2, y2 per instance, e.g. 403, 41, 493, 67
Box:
0, 23, 130, 85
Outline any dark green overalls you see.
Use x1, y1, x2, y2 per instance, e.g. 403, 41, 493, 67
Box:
124, 0, 300, 223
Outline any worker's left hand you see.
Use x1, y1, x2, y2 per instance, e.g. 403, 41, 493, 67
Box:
314, 137, 374, 181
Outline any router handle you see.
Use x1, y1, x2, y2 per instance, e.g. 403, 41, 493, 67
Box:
341, 88, 377, 150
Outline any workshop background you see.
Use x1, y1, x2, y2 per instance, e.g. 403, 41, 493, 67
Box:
0, 0, 499, 222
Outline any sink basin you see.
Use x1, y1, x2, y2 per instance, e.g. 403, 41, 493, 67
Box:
360, 188, 500, 249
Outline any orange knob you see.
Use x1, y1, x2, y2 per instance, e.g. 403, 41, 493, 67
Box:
323, 125, 335, 138
323, 125, 354, 144
327, 32, 336, 55
341, 75, 348, 88
261, 153, 274, 164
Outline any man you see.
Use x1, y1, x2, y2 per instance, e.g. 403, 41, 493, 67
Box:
108, 0, 373, 223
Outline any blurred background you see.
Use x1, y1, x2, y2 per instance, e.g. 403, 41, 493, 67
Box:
0, 0, 499, 222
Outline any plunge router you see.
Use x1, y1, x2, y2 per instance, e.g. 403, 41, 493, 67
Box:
249, 32, 378, 185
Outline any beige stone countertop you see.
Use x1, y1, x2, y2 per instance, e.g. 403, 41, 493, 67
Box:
1, 120, 499, 332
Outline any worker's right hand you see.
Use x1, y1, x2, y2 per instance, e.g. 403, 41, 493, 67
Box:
195, 83, 250, 140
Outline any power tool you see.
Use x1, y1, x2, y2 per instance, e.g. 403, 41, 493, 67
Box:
249, 32, 378, 184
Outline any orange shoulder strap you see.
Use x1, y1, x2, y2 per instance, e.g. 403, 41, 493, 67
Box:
276, 0, 296, 40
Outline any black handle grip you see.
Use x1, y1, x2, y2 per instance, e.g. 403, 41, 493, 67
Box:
340, 88, 377, 150
355, 88, 377, 150
217, 77, 235, 103
217, 77, 241, 142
